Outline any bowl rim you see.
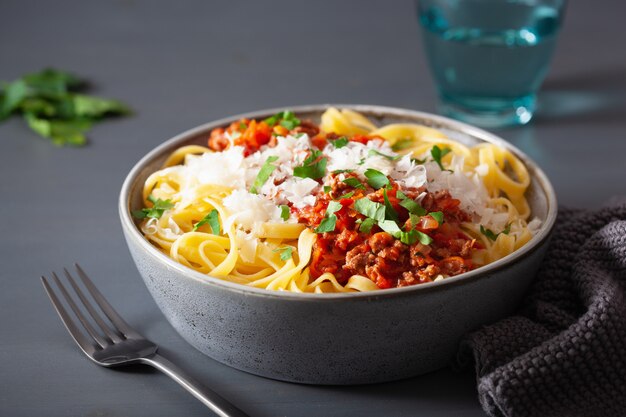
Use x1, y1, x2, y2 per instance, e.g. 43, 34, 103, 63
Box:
119, 104, 558, 301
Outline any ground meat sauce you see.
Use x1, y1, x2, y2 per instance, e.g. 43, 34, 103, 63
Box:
208, 117, 479, 290
296, 179, 477, 289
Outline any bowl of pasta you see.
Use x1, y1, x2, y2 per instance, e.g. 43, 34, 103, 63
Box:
120, 105, 557, 384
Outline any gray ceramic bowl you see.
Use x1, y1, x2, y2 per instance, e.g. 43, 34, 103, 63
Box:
119, 105, 557, 385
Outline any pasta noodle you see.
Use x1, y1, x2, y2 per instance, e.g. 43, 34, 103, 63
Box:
134, 108, 539, 293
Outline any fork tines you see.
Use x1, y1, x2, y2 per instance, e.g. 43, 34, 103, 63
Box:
41, 264, 137, 355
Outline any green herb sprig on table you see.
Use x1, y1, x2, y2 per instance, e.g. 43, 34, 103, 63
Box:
0, 68, 131, 146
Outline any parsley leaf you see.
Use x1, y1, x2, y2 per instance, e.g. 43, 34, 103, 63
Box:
431, 145, 452, 171
379, 220, 432, 245
132, 195, 174, 219
330, 136, 349, 148
378, 219, 402, 235
293, 149, 327, 180
480, 224, 511, 241
273, 246, 293, 261
399, 196, 427, 216
391, 138, 414, 152
383, 189, 399, 222
332, 169, 354, 174
429, 211, 444, 225
315, 216, 336, 233
368, 149, 401, 161
265, 110, 301, 129
415, 230, 434, 245
323, 185, 331, 193
354, 198, 386, 222
280, 205, 290, 221
193, 209, 221, 234
250, 155, 279, 194
338, 191, 354, 199
363, 168, 389, 189
314, 201, 343, 233
358, 218, 376, 233
341, 177, 365, 189
0, 68, 131, 146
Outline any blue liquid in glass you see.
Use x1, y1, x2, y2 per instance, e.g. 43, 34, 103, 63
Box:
419, 1, 564, 126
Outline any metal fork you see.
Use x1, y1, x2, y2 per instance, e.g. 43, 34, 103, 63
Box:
41, 264, 249, 417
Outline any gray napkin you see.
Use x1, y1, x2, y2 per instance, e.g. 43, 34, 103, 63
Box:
458, 200, 626, 417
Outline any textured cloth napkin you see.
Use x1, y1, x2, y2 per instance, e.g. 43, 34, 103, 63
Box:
459, 200, 626, 417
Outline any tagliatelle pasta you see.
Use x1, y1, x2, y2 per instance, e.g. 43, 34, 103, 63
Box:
133, 108, 540, 293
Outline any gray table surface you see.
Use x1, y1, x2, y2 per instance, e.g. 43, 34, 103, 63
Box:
1, 1, 625, 416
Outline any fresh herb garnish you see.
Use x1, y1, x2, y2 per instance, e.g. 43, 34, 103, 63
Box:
315, 201, 343, 233
330, 136, 349, 148
378, 220, 432, 245
0, 68, 131, 146
431, 145, 452, 171
383, 189, 399, 223
250, 155, 279, 194
363, 168, 389, 189
273, 246, 293, 261
132, 195, 174, 220
354, 198, 386, 222
414, 230, 434, 245
480, 224, 511, 241
280, 205, 290, 221
391, 138, 414, 152
341, 177, 365, 190
429, 211, 444, 225
411, 157, 427, 164
264, 110, 301, 130
193, 209, 221, 234
332, 169, 354, 174
293, 149, 327, 180
368, 149, 401, 161
338, 191, 355, 199
398, 198, 424, 215
323, 185, 331, 193
239, 122, 247, 130
358, 218, 376, 233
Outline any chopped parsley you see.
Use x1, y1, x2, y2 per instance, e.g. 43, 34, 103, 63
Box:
293, 149, 327, 180
358, 218, 376, 233
354, 198, 386, 222
264, 110, 300, 130
332, 169, 354, 174
383, 189, 399, 223
323, 185, 331, 193
398, 195, 427, 216
431, 145, 452, 171
363, 168, 389, 189
315, 201, 343, 233
132, 195, 174, 219
280, 205, 290, 221
341, 177, 365, 190
273, 246, 293, 261
429, 211, 444, 225
250, 155, 279, 194
391, 138, 414, 151
330, 136, 349, 148
368, 149, 401, 161
193, 209, 220, 235
480, 224, 511, 241
338, 191, 355, 199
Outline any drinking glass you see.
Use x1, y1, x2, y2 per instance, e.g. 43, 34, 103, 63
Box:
417, 0, 567, 127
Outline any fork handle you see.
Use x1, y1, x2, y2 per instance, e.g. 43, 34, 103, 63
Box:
141, 354, 250, 417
